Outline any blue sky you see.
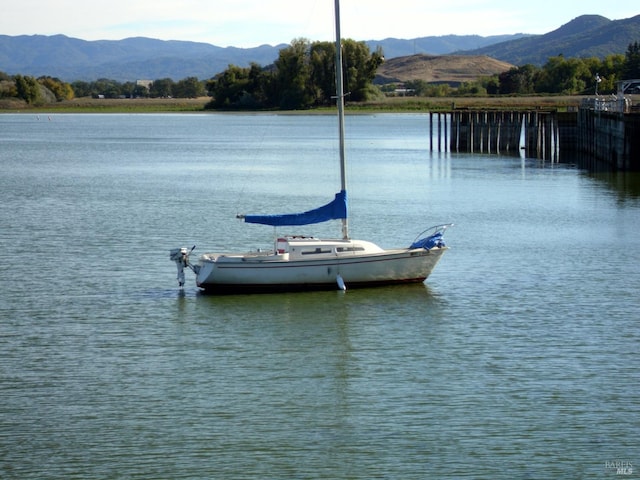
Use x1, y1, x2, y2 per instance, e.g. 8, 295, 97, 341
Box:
2, 0, 638, 47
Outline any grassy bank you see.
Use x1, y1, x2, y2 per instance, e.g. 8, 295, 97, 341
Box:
357, 95, 585, 111
1, 95, 589, 114
0, 97, 210, 113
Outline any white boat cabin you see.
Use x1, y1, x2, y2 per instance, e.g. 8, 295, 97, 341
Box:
276, 236, 385, 260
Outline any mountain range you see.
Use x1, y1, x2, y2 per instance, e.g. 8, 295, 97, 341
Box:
0, 14, 638, 83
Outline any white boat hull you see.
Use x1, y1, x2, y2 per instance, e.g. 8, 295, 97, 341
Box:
194, 242, 447, 293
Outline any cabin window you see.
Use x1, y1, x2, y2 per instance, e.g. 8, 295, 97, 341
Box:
336, 246, 365, 253
301, 248, 332, 255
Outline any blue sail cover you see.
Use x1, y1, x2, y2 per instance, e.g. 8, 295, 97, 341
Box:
243, 190, 347, 227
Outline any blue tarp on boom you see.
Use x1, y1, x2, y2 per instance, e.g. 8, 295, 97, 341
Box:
242, 190, 347, 227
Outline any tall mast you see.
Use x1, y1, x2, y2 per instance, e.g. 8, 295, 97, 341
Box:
334, 0, 349, 240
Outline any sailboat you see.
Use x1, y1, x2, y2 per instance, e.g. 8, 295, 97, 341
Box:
170, 0, 451, 293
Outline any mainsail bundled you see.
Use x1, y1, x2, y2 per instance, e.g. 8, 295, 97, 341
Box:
240, 191, 347, 227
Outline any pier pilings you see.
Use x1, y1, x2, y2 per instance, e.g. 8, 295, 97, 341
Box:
428, 107, 639, 171
429, 110, 561, 161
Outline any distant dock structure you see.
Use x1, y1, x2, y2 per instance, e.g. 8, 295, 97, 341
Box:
428, 110, 560, 162
575, 82, 640, 171
427, 80, 640, 171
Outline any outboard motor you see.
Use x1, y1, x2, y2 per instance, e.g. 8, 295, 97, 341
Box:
170, 246, 194, 287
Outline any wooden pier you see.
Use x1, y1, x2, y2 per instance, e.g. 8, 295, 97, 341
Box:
576, 108, 640, 171
427, 107, 639, 171
429, 110, 561, 161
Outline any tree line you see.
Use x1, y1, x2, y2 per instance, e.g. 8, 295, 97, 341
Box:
0, 74, 74, 104
71, 77, 206, 99
397, 42, 640, 97
205, 38, 383, 109
0, 73, 207, 105
1, 41, 639, 107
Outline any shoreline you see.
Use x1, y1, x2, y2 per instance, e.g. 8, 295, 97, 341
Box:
0, 95, 596, 114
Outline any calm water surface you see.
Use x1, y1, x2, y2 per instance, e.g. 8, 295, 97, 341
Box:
1, 113, 638, 479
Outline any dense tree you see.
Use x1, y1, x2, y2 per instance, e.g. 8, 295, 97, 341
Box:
0, 79, 17, 98
0, 71, 17, 98
207, 64, 258, 108
341, 40, 384, 101
623, 41, 640, 78
534, 56, 591, 94
119, 81, 137, 98
456, 81, 486, 96
498, 65, 537, 94
309, 41, 335, 105
480, 76, 500, 95
597, 54, 625, 92
132, 84, 149, 98
173, 77, 206, 98
206, 37, 383, 110
399, 80, 451, 97
92, 78, 123, 98
38, 76, 74, 101
70, 80, 92, 97
149, 78, 174, 98
273, 38, 314, 109
14, 75, 42, 104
